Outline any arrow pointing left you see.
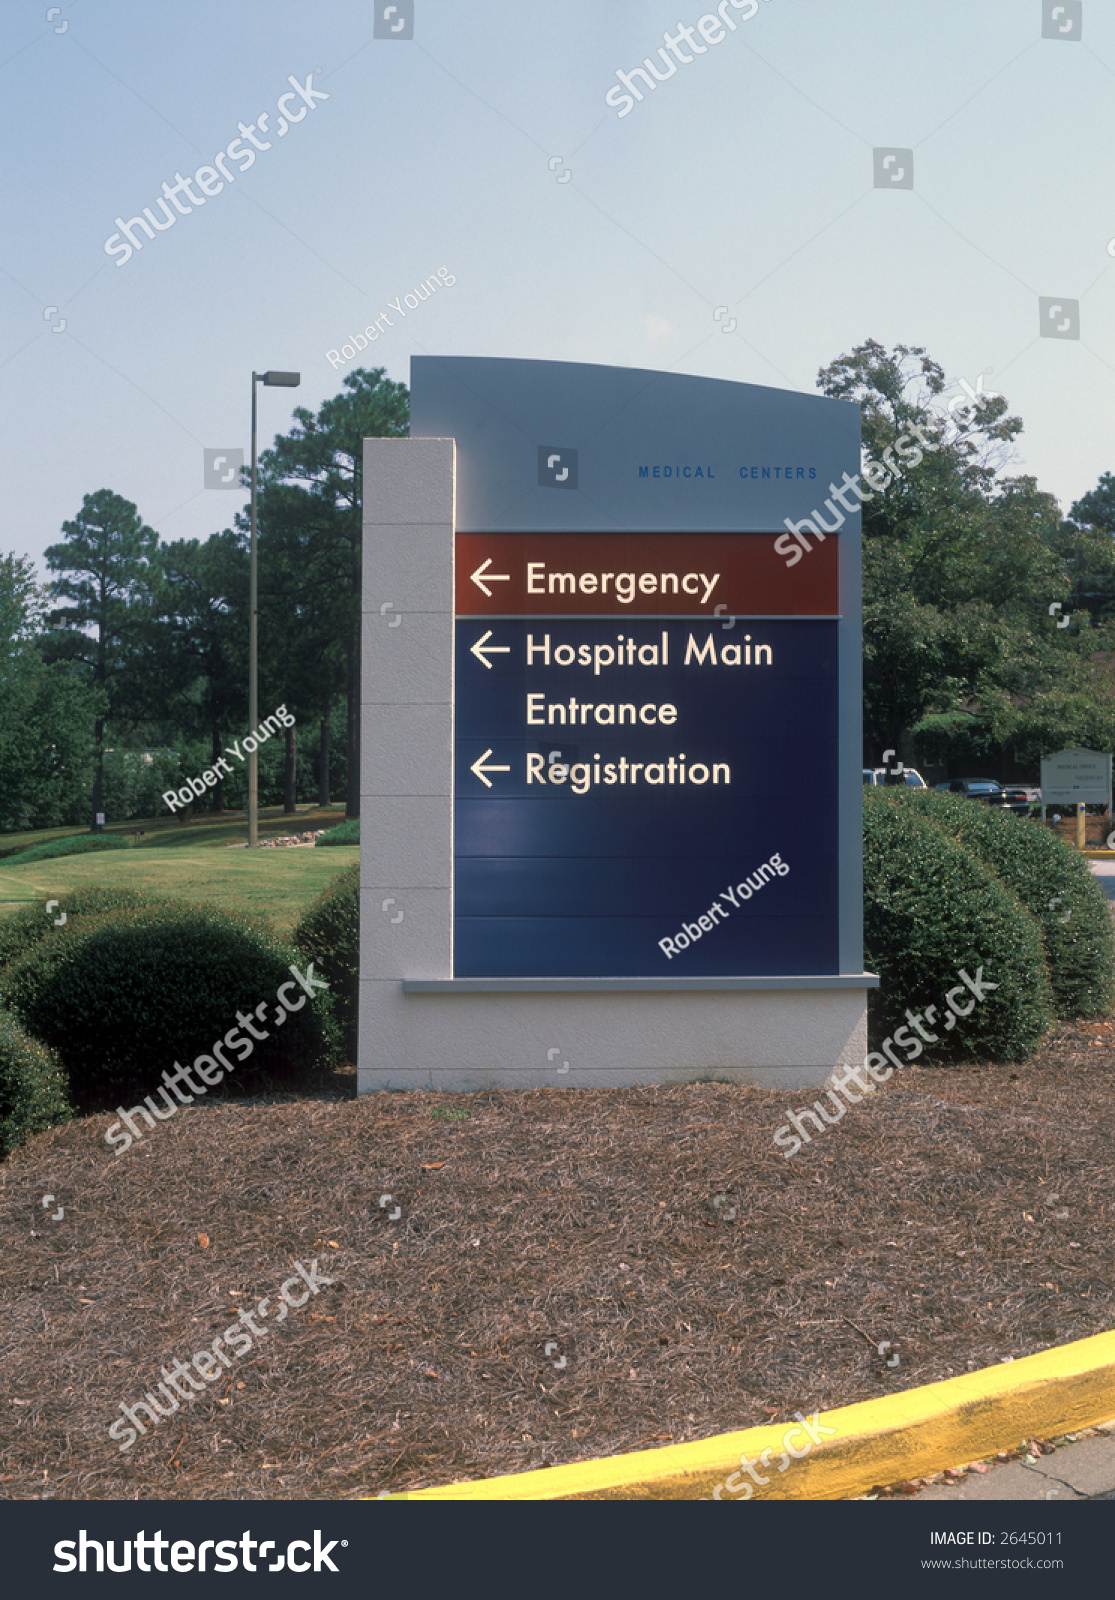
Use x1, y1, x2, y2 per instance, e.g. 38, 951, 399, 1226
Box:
470, 557, 511, 597
470, 629, 511, 669
471, 748, 511, 788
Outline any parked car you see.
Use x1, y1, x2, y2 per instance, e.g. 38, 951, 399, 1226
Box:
1002, 785, 1040, 815
863, 767, 927, 788
934, 778, 1029, 814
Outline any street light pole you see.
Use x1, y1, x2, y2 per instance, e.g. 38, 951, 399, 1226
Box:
249, 373, 259, 847
248, 369, 300, 848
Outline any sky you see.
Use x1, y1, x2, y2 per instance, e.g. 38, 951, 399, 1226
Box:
3, 0, 1114, 580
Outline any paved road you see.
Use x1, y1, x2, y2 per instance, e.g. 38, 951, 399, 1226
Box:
1086, 858, 1115, 901
888, 1427, 1115, 1501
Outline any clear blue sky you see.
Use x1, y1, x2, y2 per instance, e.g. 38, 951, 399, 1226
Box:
3, 0, 1114, 577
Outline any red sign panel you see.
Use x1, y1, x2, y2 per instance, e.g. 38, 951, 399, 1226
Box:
455, 532, 837, 616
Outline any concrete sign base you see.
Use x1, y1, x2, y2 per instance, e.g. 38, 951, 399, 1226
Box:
361, 970, 870, 1092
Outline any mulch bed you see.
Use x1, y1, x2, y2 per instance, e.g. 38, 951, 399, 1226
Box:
1, 1023, 1113, 1501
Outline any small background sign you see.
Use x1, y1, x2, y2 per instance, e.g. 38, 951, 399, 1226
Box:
1040, 748, 1112, 806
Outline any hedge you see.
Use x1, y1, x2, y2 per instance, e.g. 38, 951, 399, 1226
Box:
0, 887, 165, 977
863, 791, 1054, 1060
0, 1010, 72, 1159
1, 833, 133, 866
876, 787, 1115, 1020
0, 903, 342, 1107
316, 819, 359, 846
294, 863, 358, 1059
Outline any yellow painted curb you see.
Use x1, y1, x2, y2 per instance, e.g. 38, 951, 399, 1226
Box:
380, 1328, 1115, 1500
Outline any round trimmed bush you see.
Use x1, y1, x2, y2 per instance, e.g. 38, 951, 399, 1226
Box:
294, 863, 358, 1060
1, 833, 132, 866
0, 887, 166, 977
0, 1010, 72, 1158
878, 787, 1115, 1020
863, 790, 1053, 1060
0, 903, 342, 1108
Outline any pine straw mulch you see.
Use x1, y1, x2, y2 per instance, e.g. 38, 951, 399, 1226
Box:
1, 1021, 1113, 1501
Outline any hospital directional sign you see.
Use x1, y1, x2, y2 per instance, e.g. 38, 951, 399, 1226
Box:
453, 531, 839, 978
360, 356, 870, 1094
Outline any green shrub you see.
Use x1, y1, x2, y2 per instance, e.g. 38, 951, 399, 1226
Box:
294, 863, 358, 1059
0, 1010, 72, 1158
1, 833, 133, 866
879, 788, 1115, 1020
316, 818, 359, 846
100, 747, 186, 823
863, 790, 1053, 1061
161, 736, 317, 815
0, 886, 166, 976
0, 903, 341, 1107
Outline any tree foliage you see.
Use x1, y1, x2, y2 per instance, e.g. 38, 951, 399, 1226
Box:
42, 490, 160, 827
0, 553, 100, 831
150, 529, 248, 809
9, 357, 1115, 834
817, 340, 1115, 768
252, 367, 409, 817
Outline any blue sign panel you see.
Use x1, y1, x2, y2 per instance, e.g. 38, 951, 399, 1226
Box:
454, 616, 837, 977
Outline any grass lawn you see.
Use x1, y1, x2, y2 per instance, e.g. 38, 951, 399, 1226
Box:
0, 806, 356, 933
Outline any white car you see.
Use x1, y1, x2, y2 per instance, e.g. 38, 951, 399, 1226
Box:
863, 767, 927, 788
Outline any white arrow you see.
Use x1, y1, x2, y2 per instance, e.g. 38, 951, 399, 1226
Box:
470, 557, 511, 598
470, 629, 511, 669
471, 748, 511, 788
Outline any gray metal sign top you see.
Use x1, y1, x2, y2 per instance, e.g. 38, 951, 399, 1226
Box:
1040, 747, 1112, 805
410, 355, 860, 533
